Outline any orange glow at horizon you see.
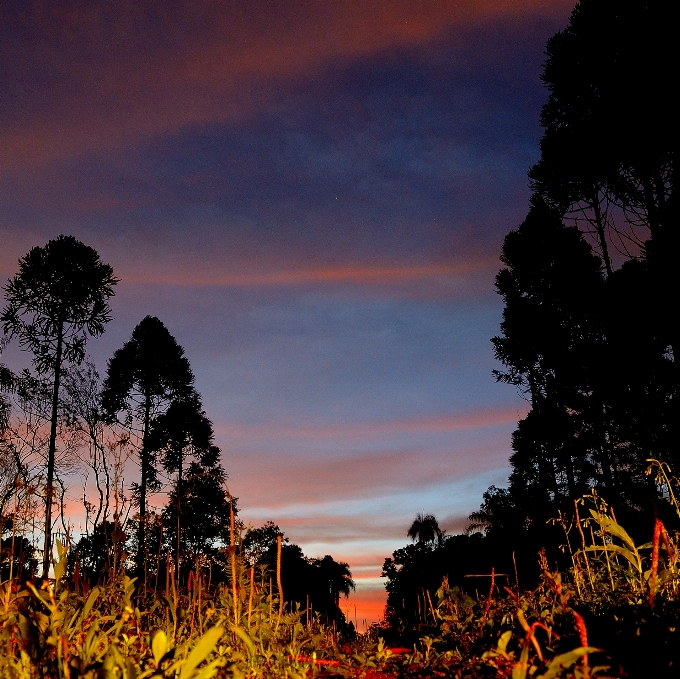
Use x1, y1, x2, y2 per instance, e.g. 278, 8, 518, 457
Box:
343, 586, 390, 631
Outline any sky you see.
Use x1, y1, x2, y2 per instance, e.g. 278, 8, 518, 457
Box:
0, 0, 575, 628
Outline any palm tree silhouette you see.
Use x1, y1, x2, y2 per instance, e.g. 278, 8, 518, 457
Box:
407, 513, 444, 547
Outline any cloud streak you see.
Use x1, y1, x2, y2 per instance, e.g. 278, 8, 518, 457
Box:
1, 0, 572, 172
119, 261, 494, 288
218, 404, 524, 442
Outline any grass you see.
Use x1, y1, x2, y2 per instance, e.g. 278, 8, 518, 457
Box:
2, 464, 679, 677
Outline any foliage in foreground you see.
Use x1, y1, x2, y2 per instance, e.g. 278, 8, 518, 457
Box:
4, 474, 680, 679
376, 464, 680, 678
0, 545, 595, 679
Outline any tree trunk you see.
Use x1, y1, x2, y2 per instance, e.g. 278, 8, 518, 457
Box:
42, 323, 64, 580
591, 190, 612, 277
137, 392, 151, 576
176, 456, 182, 576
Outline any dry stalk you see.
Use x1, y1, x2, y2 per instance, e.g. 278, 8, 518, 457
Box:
275, 534, 283, 632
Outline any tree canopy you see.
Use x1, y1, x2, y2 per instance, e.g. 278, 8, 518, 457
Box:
1, 235, 117, 578
101, 315, 198, 573
481, 0, 677, 551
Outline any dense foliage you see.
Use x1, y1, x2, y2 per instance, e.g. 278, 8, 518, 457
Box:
483, 0, 677, 555
3, 475, 680, 677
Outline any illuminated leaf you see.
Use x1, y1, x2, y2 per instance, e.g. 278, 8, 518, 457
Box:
180, 626, 224, 679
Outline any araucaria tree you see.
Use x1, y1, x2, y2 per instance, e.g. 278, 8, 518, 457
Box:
149, 392, 230, 572
100, 316, 196, 573
1, 235, 117, 578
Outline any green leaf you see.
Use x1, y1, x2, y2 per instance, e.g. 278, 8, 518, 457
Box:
54, 540, 68, 581
75, 586, 100, 631
193, 659, 226, 679
512, 644, 530, 679
586, 543, 641, 572
536, 647, 599, 679
180, 626, 224, 679
498, 630, 512, 654
152, 630, 168, 665
590, 510, 637, 552
231, 625, 255, 656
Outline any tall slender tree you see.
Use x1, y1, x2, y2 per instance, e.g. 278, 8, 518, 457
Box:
1, 235, 117, 578
101, 315, 194, 573
160, 445, 231, 573
149, 392, 222, 571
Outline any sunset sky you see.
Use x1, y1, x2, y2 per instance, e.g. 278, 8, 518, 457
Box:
0, 0, 575, 627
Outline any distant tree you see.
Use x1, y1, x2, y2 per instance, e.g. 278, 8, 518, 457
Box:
70, 520, 127, 583
407, 513, 443, 547
316, 554, 354, 601
0, 363, 17, 521
1, 519, 37, 582
466, 486, 522, 537
242, 521, 287, 567
160, 446, 232, 574
148, 392, 223, 570
101, 316, 194, 573
1, 235, 117, 578
246, 524, 354, 629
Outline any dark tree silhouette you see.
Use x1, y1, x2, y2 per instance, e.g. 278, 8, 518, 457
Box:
69, 520, 127, 583
492, 199, 609, 504
485, 0, 677, 549
242, 521, 287, 567
160, 445, 231, 574
245, 524, 354, 629
148, 392, 218, 570
382, 515, 536, 641
533, 0, 676, 356
101, 315, 194, 573
407, 513, 443, 547
1, 235, 117, 578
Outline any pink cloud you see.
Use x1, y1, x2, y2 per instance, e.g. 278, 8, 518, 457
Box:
220, 406, 522, 507
219, 404, 524, 444
229, 443, 507, 505
120, 260, 493, 288
1, 0, 573, 173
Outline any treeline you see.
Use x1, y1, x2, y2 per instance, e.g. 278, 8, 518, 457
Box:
382, 0, 676, 636
0, 236, 352, 625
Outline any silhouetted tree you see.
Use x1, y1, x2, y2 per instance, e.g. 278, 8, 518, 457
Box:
407, 513, 443, 547
242, 521, 287, 567
487, 0, 677, 547
147, 392, 225, 571
101, 316, 194, 573
533, 0, 676, 357
492, 199, 610, 506
70, 520, 128, 583
382, 515, 537, 640
246, 524, 354, 629
160, 446, 231, 574
1, 517, 37, 581
1, 235, 117, 578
